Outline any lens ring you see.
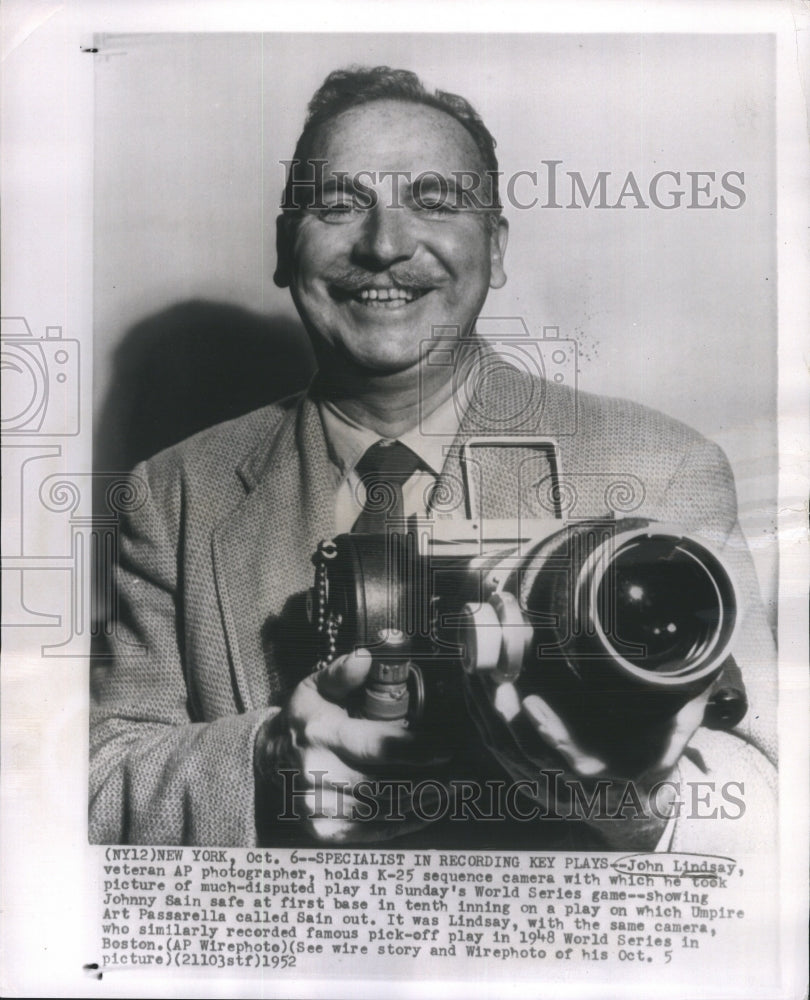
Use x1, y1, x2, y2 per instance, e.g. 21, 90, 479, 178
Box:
578, 527, 737, 686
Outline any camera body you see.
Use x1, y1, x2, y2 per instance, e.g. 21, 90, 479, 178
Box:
311, 501, 747, 776
0, 317, 80, 435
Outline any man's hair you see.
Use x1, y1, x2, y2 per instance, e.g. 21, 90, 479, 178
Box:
282, 65, 501, 215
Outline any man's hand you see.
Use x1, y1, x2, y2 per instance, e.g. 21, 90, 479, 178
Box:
520, 686, 713, 850
254, 649, 444, 842
522, 686, 711, 780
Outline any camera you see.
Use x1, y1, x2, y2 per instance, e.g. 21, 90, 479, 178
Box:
0, 317, 80, 435
310, 439, 748, 779
418, 320, 578, 439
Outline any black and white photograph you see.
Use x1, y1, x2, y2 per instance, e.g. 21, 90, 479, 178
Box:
89, 32, 780, 855
1, 2, 807, 997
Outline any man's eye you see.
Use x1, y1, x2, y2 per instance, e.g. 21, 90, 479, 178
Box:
410, 194, 460, 216
419, 201, 455, 213
317, 203, 361, 223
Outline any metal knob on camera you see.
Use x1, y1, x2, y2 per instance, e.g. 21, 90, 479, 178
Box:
362, 628, 413, 721
458, 592, 532, 684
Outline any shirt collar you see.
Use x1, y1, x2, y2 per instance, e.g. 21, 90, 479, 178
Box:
318, 390, 462, 483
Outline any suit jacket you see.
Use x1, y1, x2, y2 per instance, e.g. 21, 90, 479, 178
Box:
89, 366, 777, 846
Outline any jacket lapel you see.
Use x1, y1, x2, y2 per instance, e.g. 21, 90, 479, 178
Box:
212, 397, 337, 709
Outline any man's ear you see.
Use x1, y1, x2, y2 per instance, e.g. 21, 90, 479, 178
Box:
273, 214, 293, 288
488, 216, 509, 290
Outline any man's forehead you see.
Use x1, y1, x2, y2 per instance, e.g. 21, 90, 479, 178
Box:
307, 99, 486, 176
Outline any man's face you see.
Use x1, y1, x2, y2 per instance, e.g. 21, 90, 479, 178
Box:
275, 99, 508, 375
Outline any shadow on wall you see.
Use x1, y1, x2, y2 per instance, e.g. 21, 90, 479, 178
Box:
95, 300, 316, 472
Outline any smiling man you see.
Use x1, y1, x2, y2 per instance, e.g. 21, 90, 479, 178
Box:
90, 67, 776, 849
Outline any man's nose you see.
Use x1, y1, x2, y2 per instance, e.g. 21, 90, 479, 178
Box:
353, 204, 417, 268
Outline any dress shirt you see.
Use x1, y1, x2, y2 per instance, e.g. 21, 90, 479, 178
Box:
319, 392, 462, 535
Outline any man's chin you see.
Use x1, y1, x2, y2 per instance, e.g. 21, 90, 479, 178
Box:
346, 352, 421, 379
328, 339, 423, 378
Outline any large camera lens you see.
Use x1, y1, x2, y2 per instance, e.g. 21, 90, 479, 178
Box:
596, 536, 730, 673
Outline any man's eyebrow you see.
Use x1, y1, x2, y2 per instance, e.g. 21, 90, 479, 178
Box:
316, 172, 482, 192
406, 172, 458, 192
309, 170, 495, 210
317, 173, 362, 195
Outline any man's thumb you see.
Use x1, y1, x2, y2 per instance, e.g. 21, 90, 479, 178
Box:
316, 648, 373, 702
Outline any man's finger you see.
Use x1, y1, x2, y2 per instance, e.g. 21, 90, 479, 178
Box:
333, 714, 449, 767
522, 694, 607, 777
306, 810, 432, 845
653, 687, 712, 774
316, 648, 373, 703
295, 747, 368, 790
288, 785, 436, 844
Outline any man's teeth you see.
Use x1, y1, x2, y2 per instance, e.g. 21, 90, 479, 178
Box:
356, 287, 420, 302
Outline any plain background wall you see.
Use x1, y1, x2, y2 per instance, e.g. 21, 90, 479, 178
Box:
93, 32, 776, 613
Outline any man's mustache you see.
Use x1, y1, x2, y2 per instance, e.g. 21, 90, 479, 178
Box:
324, 267, 446, 292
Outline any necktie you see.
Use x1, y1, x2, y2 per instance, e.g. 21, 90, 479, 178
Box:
352, 439, 423, 533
